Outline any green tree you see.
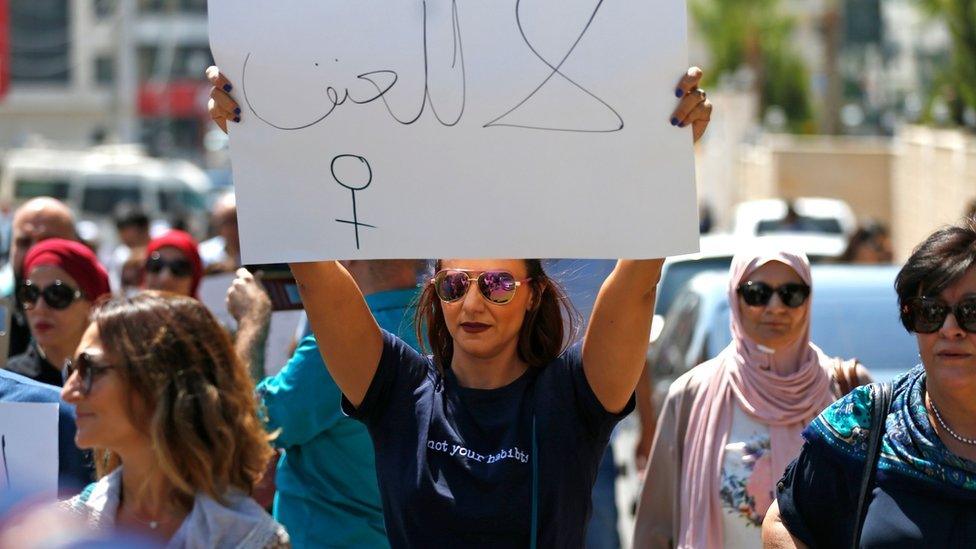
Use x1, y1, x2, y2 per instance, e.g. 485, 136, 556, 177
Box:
691, 0, 814, 132
917, 0, 976, 125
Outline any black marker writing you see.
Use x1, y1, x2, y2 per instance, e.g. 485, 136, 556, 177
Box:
242, 0, 466, 130
484, 0, 624, 132
1, 435, 9, 491
332, 155, 376, 250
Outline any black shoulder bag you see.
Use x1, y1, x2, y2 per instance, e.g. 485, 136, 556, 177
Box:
851, 382, 893, 549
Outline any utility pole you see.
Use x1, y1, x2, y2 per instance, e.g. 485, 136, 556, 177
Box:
821, 0, 844, 134
115, 0, 139, 143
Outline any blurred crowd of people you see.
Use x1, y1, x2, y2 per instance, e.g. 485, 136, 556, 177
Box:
0, 66, 973, 549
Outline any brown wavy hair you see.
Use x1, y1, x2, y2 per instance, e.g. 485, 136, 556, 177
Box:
90, 291, 273, 511
414, 260, 580, 371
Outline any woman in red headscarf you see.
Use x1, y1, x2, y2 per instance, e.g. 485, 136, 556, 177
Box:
142, 230, 203, 298
7, 238, 111, 386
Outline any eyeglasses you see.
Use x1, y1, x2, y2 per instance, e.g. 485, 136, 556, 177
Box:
63, 352, 115, 395
736, 281, 811, 308
17, 280, 84, 311
431, 269, 531, 305
145, 252, 192, 278
901, 297, 976, 334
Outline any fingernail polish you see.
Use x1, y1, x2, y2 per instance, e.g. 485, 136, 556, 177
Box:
670, 117, 679, 126
234, 116, 241, 123
223, 84, 233, 92
234, 107, 241, 115
675, 88, 683, 98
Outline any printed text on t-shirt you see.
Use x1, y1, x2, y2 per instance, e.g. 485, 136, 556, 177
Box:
427, 439, 530, 464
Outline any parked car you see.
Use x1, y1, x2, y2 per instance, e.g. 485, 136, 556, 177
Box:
732, 197, 857, 239
0, 144, 212, 249
656, 232, 847, 318
646, 264, 917, 412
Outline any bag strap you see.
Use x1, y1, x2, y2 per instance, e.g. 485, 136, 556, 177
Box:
530, 414, 538, 549
851, 382, 892, 549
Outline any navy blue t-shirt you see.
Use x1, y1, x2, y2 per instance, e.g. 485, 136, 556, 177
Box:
342, 331, 634, 548
777, 440, 976, 548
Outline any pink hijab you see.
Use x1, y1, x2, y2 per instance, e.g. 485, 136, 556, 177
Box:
676, 247, 835, 548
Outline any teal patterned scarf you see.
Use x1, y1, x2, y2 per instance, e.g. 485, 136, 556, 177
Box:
804, 365, 976, 491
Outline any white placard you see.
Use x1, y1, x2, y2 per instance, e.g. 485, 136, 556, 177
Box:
0, 402, 59, 498
209, 0, 699, 261
198, 274, 304, 377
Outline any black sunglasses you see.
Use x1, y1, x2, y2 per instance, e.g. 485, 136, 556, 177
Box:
17, 280, 84, 311
145, 252, 193, 278
900, 297, 976, 334
64, 352, 115, 395
736, 281, 811, 308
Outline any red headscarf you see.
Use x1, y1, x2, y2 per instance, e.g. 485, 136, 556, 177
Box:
145, 230, 203, 297
23, 239, 111, 302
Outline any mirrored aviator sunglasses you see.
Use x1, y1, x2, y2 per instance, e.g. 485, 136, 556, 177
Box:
16, 280, 83, 310
431, 269, 529, 305
902, 297, 976, 334
736, 281, 811, 308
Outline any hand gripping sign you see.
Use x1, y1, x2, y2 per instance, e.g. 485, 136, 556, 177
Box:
209, 0, 699, 261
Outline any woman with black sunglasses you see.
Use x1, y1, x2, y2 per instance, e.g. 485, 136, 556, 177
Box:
7, 238, 111, 387
763, 220, 976, 548
207, 65, 712, 546
142, 230, 203, 298
633, 247, 871, 549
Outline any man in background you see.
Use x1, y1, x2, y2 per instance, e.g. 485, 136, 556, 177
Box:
0, 198, 78, 358
200, 192, 241, 274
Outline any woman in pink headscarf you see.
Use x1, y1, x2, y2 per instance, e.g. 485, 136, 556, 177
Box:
632, 247, 871, 549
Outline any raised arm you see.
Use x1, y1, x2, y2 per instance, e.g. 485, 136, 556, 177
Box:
289, 261, 383, 407
207, 67, 383, 405
582, 260, 663, 412
581, 68, 712, 413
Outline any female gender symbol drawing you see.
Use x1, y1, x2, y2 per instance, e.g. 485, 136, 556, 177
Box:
332, 154, 376, 250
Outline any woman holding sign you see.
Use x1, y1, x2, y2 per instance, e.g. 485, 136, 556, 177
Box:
208, 67, 710, 547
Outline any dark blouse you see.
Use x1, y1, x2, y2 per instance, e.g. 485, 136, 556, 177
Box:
6, 343, 64, 387
777, 439, 976, 548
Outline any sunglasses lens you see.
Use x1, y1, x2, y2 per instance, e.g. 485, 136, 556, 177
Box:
478, 271, 518, 304
435, 271, 469, 302
44, 284, 78, 310
739, 283, 772, 307
16, 284, 40, 307
779, 284, 811, 308
169, 260, 193, 278
145, 257, 165, 274
911, 299, 948, 333
955, 298, 976, 332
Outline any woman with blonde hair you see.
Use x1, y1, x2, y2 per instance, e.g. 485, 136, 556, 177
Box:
60, 292, 288, 547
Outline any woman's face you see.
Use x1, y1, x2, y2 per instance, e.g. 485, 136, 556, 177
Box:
917, 266, 976, 386
23, 265, 92, 354
61, 324, 146, 451
143, 246, 194, 296
737, 261, 809, 350
438, 259, 536, 364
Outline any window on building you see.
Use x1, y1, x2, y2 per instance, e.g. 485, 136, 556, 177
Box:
95, 55, 115, 86
10, 0, 71, 84
13, 178, 71, 201
138, 0, 207, 14
93, 0, 115, 18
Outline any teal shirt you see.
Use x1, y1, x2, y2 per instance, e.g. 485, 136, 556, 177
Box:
257, 288, 420, 548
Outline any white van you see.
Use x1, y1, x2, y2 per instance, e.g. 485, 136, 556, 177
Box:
0, 144, 212, 244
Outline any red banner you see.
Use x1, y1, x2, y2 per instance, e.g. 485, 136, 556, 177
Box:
0, 0, 8, 101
